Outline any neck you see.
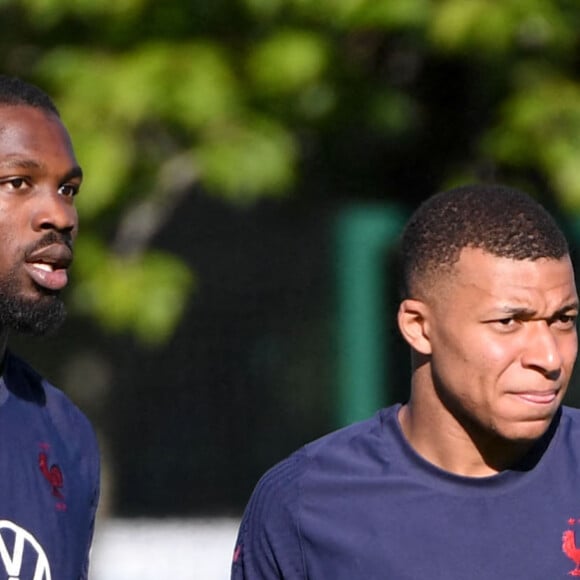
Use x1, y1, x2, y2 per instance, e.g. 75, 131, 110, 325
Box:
399, 372, 536, 477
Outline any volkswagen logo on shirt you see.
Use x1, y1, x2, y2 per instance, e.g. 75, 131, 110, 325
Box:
0, 520, 51, 580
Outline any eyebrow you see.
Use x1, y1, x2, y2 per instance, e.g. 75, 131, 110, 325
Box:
0, 158, 42, 170
62, 166, 84, 181
0, 158, 83, 181
496, 302, 580, 318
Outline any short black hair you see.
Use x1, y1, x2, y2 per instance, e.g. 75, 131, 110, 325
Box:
400, 183, 570, 299
0, 75, 59, 116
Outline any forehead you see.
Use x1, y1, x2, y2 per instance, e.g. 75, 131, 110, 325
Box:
444, 248, 578, 312
0, 105, 76, 164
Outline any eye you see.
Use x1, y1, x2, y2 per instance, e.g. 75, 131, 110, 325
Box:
491, 317, 521, 332
553, 313, 578, 330
58, 183, 80, 197
0, 177, 27, 190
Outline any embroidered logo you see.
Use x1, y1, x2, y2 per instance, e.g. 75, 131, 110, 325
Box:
38, 452, 63, 500
0, 519, 51, 579
38, 444, 66, 511
562, 519, 580, 576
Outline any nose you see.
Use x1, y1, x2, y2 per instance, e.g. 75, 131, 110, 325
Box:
31, 191, 78, 237
521, 321, 563, 379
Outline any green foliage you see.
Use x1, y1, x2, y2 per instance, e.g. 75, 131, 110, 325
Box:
72, 130, 135, 220
483, 74, 580, 212
72, 236, 194, 346
2, 0, 580, 343
196, 117, 296, 200
430, 0, 575, 55
41, 43, 241, 128
247, 30, 329, 96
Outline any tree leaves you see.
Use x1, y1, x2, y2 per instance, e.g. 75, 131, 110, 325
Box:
4, 0, 580, 343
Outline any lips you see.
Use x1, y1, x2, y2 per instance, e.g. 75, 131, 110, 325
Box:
24, 243, 73, 291
513, 391, 558, 405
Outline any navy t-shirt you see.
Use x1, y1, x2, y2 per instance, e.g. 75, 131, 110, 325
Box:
0, 351, 99, 579
232, 404, 580, 579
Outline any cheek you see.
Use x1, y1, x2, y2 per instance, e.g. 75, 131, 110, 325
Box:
437, 326, 509, 372
0, 228, 26, 278
0, 229, 17, 258
560, 334, 578, 373
475, 337, 525, 389
434, 333, 514, 401
480, 339, 516, 367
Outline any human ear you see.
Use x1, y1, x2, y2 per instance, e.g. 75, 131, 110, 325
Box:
397, 299, 432, 355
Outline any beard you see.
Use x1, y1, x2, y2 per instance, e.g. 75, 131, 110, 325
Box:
0, 267, 66, 336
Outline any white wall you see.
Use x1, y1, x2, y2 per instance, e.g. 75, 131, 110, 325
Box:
91, 518, 240, 580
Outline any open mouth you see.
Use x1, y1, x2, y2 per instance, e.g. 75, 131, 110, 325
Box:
24, 262, 69, 291
24, 244, 73, 291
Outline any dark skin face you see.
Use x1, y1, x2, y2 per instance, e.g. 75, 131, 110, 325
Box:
0, 104, 82, 344
398, 248, 579, 476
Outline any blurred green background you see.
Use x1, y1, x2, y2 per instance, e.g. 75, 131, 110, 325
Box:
4, 0, 580, 516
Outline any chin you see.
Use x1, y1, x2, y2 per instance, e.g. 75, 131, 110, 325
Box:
498, 419, 555, 443
0, 295, 67, 336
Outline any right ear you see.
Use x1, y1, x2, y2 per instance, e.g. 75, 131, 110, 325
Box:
397, 299, 432, 355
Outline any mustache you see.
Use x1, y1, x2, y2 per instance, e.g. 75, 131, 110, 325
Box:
24, 232, 73, 259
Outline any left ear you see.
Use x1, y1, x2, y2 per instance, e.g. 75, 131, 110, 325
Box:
397, 299, 432, 355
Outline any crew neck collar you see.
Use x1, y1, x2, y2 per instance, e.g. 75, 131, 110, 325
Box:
381, 403, 561, 496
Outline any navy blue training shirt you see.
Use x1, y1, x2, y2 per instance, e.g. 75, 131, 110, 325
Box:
233, 404, 580, 579
0, 351, 99, 579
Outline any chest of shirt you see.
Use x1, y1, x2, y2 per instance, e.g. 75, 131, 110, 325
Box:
0, 404, 92, 579
299, 465, 580, 579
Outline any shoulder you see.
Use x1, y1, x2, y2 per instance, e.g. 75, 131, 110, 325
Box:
4, 352, 98, 454
233, 449, 306, 577
253, 410, 387, 503
303, 409, 389, 469
242, 409, 391, 531
232, 410, 394, 577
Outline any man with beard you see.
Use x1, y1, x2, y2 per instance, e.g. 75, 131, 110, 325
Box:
0, 75, 99, 579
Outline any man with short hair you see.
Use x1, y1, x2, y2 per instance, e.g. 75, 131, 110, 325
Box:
232, 184, 580, 578
0, 75, 99, 579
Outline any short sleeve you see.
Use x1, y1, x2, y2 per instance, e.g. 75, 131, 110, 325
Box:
231, 451, 307, 580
